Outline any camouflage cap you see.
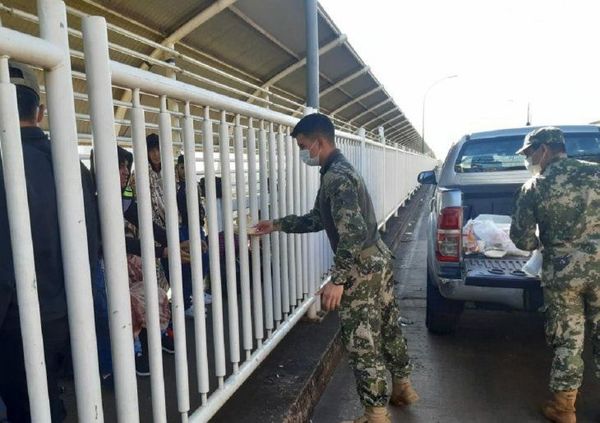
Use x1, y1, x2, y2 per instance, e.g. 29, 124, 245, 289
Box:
8, 61, 40, 98
516, 126, 565, 155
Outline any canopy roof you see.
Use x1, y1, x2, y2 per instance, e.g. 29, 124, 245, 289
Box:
1, 0, 433, 155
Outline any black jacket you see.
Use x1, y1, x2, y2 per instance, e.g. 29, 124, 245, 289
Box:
0, 127, 98, 329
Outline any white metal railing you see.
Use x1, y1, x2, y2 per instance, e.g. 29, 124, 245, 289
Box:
0, 2, 437, 423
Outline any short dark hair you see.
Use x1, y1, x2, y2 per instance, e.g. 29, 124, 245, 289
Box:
146, 133, 160, 151
117, 146, 133, 167
290, 113, 335, 144
177, 154, 184, 165
15, 85, 39, 122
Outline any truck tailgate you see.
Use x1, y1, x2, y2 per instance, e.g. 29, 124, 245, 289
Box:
464, 256, 540, 289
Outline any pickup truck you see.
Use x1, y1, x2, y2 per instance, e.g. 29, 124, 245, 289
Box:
417, 125, 600, 334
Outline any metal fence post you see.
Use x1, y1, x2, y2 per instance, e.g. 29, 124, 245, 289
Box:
42, 4, 104, 421
219, 111, 241, 372
378, 126, 386, 232
0, 56, 52, 423
130, 89, 168, 422
182, 102, 210, 405
202, 107, 227, 387
357, 127, 366, 177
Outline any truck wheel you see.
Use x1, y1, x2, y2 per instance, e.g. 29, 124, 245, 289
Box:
426, 271, 464, 335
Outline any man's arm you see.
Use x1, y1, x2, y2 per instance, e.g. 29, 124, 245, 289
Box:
510, 182, 539, 251
274, 208, 323, 233
252, 196, 323, 236
273, 196, 323, 234
328, 176, 368, 286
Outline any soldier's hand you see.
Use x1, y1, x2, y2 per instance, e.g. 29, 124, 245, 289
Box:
249, 220, 275, 236
316, 282, 344, 311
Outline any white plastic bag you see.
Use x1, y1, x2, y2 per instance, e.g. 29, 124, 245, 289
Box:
522, 249, 543, 277
462, 215, 529, 257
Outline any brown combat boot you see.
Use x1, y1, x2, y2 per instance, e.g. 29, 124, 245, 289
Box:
542, 390, 577, 423
341, 406, 391, 423
389, 377, 420, 407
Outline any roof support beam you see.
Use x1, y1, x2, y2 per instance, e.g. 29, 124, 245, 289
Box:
385, 119, 409, 132
319, 66, 369, 97
348, 98, 392, 123
387, 118, 412, 131
167, 0, 240, 45
115, 0, 239, 132
247, 34, 347, 103
386, 124, 413, 139
361, 106, 400, 129
377, 114, 405, 130
330, 86, 382, 115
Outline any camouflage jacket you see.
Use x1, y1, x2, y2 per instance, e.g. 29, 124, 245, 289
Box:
510, 156, 600, 262
275, 150, 380, 285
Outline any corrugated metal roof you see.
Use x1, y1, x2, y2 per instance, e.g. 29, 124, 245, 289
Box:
1, 0, 434, 155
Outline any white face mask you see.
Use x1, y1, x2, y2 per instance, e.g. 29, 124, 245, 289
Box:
524, 156, 541, 175
300, 141, 320, 166
525, 145, 548, 176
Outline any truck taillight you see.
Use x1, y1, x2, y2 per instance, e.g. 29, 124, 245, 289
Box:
436, 207, 462, 262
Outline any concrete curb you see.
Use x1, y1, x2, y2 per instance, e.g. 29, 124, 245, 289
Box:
283, 328, 343, 423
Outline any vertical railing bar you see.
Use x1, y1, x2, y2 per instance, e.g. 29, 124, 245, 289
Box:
234, 114, 253, 360
258, 121, 274, 336
268, 123, 282, 327
131, 88, 167, 423
291, 134, 303, 305
306, 168, 318, 319
285, 128, 297, 310
42, 4, 107, 422
202, 106, 227, 387
300, 158, 308, 300
182, 102, 210, 404
276, 126, 289, 319
314, 167, 322, 313
158, 95, 190, 421
246, 118, 264, 347
219, 110, 241, 373
0, 57, 52, 423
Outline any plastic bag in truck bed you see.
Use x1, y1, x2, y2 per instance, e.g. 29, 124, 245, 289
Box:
463, 214, 530, 257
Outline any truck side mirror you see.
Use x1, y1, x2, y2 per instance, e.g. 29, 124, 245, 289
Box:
417, 170, 437, 185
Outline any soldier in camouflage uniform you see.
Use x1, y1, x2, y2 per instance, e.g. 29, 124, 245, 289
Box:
253, 113, 418, 423
510, 126, 600, 423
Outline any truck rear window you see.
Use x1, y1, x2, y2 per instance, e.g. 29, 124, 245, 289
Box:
455, 132, 600, 173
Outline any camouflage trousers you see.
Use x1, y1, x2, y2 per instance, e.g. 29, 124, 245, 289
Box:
543, 252, 600, 392
338, 242, 411, 407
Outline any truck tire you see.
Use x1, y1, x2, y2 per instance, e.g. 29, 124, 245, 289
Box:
426, 271, 464, 335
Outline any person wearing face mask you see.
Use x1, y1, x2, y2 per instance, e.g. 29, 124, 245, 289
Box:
510, 126, 600, 423
251, 113, 418, 423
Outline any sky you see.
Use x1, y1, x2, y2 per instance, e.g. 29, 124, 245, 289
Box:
320, 0, 600, 159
